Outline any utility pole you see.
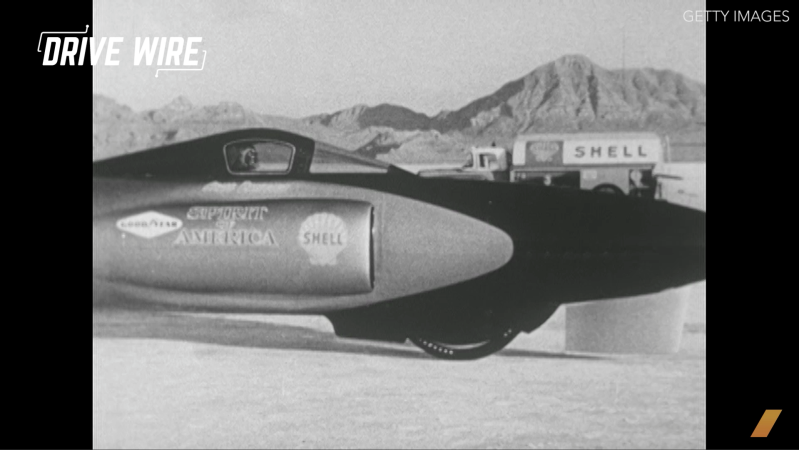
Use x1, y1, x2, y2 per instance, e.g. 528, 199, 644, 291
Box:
622, 24, 626, 88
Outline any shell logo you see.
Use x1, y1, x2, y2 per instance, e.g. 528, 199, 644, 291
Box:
528, 141, 560, 162
298, 213, 349, 266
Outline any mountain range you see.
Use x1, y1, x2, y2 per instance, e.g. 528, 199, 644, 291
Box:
93, 54, 706, 163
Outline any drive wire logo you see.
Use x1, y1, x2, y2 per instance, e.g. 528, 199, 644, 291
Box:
38, 25, 207, 77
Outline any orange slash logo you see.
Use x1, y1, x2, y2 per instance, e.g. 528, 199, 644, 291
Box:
751, 410, 782, 437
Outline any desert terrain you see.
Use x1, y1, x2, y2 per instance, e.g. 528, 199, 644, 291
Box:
93, 281, 705, 449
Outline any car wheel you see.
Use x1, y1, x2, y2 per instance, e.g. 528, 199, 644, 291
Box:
409, 327, 519, 360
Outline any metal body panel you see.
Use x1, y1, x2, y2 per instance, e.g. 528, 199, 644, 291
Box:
93, 178, 515, 312
97, 200, 373, 296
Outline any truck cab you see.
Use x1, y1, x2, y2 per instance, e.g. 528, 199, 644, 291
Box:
417, 145, 511, 181
461, 146, 511, 182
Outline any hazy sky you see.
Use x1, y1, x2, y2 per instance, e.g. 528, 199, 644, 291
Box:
92, 0, 706, 118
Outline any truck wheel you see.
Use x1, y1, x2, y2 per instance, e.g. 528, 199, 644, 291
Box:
593, 184, 624, 195
409, 327, 519, 360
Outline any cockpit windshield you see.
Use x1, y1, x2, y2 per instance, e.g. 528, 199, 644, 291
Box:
310, 140, 390, 174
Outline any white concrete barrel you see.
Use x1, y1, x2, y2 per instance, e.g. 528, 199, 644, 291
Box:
565, 286, 690, 354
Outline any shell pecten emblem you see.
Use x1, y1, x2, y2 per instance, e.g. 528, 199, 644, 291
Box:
298, 213, 349, 266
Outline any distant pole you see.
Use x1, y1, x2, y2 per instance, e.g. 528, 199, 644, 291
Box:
622, 24, 626, 86
666, 135, 672, 163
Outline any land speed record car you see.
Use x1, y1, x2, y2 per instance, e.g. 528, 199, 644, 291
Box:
93, 128, 706, 360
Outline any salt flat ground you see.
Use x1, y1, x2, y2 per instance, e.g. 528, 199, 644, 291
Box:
94, 163, 706, 448
93, 282, 705, 449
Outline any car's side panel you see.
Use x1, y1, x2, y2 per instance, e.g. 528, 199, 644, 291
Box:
93, 177, 515, 313
97, 200, 374, 296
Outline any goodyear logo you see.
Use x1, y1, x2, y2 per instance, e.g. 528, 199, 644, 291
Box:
117, 211, 183, 239
298, 213, 348, 266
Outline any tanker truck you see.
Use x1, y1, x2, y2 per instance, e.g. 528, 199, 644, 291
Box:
419, 132, 675, 199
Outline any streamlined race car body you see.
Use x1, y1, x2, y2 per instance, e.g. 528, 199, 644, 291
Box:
93, 128, 706, 359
